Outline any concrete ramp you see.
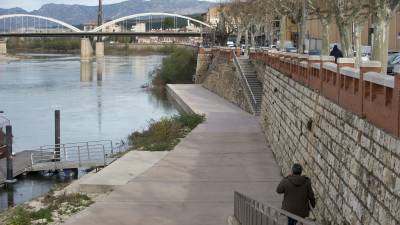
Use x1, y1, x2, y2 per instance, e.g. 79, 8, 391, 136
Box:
79, 151, 168, 193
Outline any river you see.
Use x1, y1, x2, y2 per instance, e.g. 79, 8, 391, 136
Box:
0, 53, 178, 211
0, 54, 178, 151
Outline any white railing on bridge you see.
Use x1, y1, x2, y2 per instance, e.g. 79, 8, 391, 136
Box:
0, 13, 212, 35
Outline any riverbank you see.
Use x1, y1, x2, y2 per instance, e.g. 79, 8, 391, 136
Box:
0, 54, 20, 63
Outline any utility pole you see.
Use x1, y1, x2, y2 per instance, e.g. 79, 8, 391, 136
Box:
97, 0, 103, 41
98, 0, 103, 27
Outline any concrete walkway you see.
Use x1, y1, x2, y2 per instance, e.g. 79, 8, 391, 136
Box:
79, 151, 169, 193
63, 84, 282, 225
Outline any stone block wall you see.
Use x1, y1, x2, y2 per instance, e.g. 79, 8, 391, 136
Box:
195, 49, 212, 84
256, 62, 400, 225
202, 56, 252, 113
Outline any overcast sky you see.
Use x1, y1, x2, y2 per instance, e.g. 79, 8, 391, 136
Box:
0, 0, 219, 11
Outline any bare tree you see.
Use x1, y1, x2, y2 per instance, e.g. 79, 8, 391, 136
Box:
272, 0, 306, 52
330, 0, 366, 57
216, 3, 236, 46
369, 0, 400, 72
251, 0, 278, 47
307, 0, 334, 55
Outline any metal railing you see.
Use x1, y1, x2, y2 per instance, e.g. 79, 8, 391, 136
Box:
234, 191, 318, 225
232, 53, 258, 114
28, 139, 129, 168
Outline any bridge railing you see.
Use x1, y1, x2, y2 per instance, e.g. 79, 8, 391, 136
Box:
28, 140, 129, 168
234, 191, 318, 225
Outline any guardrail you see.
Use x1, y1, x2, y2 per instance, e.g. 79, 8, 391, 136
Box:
233, 53, 258, 115
27, 139, 129, 169
234, 191, 318, 225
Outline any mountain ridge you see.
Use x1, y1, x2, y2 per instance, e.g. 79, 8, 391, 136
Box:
0, 0, 215, 25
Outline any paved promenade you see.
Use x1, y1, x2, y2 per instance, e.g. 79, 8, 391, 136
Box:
64, 84, 282, 225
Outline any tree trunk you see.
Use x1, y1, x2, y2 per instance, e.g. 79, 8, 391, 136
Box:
245, 30, 249, 55
354, 23, 364, 68
338, 23, 353, 57
320, 20, 330, 56
251, 30, 256, 48
279, 16, 287, 49
236, 28, 243, 47
298, 23, 305, 53
298, 0, 306, 53
372, 18, 389, 73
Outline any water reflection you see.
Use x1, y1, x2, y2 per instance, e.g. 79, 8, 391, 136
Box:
97, 58, 104, 82
80, 61, 93, 82
0, 171, 80, 211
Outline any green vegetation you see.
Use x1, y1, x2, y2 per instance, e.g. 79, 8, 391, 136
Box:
104, 43, 178, 55
8, 38, 80, 52
152, 47, 196, 86
4, 193, 93, 225
163, 17, 175, 29
128, 113, 205, 151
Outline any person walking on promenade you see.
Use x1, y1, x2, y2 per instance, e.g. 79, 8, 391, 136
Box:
276, 163, 316, 225
330, 45, 343, 63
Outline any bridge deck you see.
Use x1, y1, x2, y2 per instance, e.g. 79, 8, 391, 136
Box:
0, 32, 203, 38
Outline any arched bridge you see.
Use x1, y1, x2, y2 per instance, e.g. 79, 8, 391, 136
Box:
0, 13, 212, 37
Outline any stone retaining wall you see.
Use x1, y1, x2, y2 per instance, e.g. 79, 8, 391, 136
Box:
202, 56, 252, 113
256, 62, 400, 225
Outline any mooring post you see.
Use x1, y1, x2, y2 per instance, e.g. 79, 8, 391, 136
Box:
7, 188, 14, 207
55, 110, 60, 161
5, 125, 16, 184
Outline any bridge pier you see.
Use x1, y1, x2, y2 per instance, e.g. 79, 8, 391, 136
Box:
0, 40, 7, 55
95, 42, 104, 58
80, 38, 93, 61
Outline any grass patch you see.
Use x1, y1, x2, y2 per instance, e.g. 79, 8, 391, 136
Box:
128, 113, 205, 151
7, 207, 31, 225
5, 193, 93, 225
43, 193, 93, 210
30, 208, 53, 223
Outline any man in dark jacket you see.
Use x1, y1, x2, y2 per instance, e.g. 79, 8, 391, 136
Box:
329, 45, 343, 63
276, 163, 316, 225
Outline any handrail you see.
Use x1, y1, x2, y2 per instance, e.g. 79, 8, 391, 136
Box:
232, 53, 258, 114
234, 191, 318, 225
26, 140, 127, 168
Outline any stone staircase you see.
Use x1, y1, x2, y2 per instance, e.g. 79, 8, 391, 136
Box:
236, 57, 263, 114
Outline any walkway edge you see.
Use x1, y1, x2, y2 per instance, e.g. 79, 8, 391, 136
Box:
167, 84, 196, 114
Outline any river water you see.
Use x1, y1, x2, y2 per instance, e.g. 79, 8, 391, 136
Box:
0, 54, 177, 151
0, 53, 178, 211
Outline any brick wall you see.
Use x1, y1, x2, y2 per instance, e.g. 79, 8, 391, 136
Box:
256, 63, 400, 225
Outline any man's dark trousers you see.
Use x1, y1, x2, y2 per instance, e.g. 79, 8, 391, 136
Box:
288, 217, 297, 225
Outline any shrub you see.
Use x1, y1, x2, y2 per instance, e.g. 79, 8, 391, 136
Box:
128, 113, 205, 151
152, 48, 196, 85
173, 113, 205, 130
